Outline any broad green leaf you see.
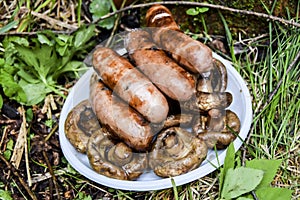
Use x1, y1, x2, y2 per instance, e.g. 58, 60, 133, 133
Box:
17, 69, 40, 84
37, 34, 53, 46
246, 159, 282, 188
53, 61, 86, 80
219, 143, 235, 194
236, 197, 253, 200
0, 72, 27, 103
186, 8, 199, 16
197, 7, 209, 13
255, 187, 293, 200
55, 34, 71, 46
74, 25, 95, 48
99, 16, 115, 30
3, 150, 12, 161
90, 0, 115, 29
221, 167, 264, 199
26, 108, 34, 122
0, 58, 5, 66
6, 139, 14, 151
0, 95, 3, 109
14, 44, 39, 73
19, 80, 51, 105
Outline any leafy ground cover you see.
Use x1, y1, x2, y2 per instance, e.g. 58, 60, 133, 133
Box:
0, 0, 299, 199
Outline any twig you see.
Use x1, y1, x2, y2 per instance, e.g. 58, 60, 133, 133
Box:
0, 153, 38, 200
43, 151, 62, 200
94, 1, 300, 28
10, 107, 27, 169
0, 30, 75, 36
45, 124, 58, 142
105, 0, 127, 47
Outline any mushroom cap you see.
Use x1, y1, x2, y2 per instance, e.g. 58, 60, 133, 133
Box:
64, 100, 102, 153
149, 127, 207, 177
87, 131, 148, 180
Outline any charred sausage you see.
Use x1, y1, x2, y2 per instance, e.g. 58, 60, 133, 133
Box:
146, 4, 213, 73
125, 29, 196, 101
92, 47, 169, 123
89, 73, 154, 151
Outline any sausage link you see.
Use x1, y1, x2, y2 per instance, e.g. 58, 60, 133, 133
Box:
89, 73, 154, 151
92, 47, 169, 123
146, 4, 213, 73
125, 30, 196, 101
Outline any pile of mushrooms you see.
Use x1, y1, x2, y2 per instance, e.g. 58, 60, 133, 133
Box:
64, 4, 241, 180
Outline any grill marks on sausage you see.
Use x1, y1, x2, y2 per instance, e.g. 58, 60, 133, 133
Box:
125, 30, 196, 101
92, 47, 169, 123
89, 73, 154, 151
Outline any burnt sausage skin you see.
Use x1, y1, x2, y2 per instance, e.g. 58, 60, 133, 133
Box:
146, 4, 213, 74
89, 73, 154, 151
92, 47, 169, 123
125, 30, 196, 101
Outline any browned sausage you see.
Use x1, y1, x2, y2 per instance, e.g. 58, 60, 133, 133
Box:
146, 4, 213, 73
125, 30, 196, 101
89, 73, 154, 151
92, 47, 169, 123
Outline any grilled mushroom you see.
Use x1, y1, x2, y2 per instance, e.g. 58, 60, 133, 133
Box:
149, 127, 207, 177
197, 58, 228, 93
211, 58, 227, 92
195, 92, 233, 111
194, 110, 240, 149
87, 130, 148, 180
64, 100, 102, 153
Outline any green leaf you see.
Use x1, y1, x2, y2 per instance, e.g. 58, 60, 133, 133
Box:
15, 44, 59, 83
219, 143, 235, 194
17, 69, 40, 84
0, 71, 27, 104
236, 197, 253, 200
246, 159, 282, 188
26, 108, 34, 122
0, 189, 13, 200
99, 16, 115, 30
196, 7, 209, 13
19, 80, 51, 105
53, 61, 86, 80
37, 34, 53, 46
0, 20, 19, 34
221, 167, 264, 199
0, 95, 3, 109
6, 139, 14, 151
255, 187, 293, 200
74, 25, 95, 48
186, 8, 199, 16
3, 150, 12, 160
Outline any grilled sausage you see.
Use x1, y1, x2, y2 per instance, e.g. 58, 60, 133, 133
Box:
125, 29, 196, 101
146, 4, 213, 73
92, 47, 169, 123
89, 73, 154, 151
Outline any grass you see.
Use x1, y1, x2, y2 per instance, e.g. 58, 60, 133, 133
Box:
0, 0, 299, 199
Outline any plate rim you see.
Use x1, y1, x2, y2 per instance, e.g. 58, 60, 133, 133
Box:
58, 52, 252, 191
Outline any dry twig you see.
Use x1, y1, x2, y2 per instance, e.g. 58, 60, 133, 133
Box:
0, 153, 38, 200
95, 1, 300, 28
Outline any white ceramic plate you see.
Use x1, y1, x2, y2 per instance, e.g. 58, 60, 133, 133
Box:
59, 49, 252, 191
